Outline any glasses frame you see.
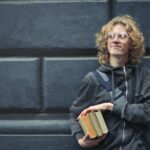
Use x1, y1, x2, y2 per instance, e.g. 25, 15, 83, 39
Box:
105, 32, 129, 40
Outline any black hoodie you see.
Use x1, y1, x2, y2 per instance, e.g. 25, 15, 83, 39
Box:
70, 63, 150, 150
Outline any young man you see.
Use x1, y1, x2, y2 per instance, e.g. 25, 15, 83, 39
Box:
70, 15, 150, 150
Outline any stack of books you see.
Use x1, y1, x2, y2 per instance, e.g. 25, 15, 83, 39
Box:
78, 110, 108, 139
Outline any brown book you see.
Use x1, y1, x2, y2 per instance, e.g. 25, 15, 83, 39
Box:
79, 110, 108, 138
78, 113, 97, 138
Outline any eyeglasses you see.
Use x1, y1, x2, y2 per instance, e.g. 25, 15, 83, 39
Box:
105, 32, 129, 40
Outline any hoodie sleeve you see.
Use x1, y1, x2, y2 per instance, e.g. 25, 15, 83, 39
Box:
69, 72, 97, 140
112, 67, 150, 125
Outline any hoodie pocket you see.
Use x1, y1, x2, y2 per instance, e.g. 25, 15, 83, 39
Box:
97, 131, 123, 149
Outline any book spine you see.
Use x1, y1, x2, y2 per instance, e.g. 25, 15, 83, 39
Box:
95, 111, 108, 134
89, 111, 103, 137
79, 114, 97, 139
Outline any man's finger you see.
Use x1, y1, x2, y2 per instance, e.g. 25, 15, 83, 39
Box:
83, 134, 90, 141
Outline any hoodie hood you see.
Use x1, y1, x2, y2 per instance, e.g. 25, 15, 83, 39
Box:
98, 64, 138, 84
98, 63, 137, 73
97, 63, 138, 103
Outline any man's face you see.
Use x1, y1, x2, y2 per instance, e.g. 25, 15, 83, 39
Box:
106, 24, 130, 58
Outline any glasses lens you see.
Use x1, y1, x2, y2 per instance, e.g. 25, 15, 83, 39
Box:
118, 32, 128, 39
107, 32, 114, 39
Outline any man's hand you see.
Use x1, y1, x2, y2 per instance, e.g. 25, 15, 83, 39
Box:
79, 102, 113, 116
78, 134, 107, 148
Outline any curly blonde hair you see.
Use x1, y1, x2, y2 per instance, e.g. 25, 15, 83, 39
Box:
96, 15, 145, 64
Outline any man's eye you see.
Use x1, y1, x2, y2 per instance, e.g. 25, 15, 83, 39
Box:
108, 35, 112, 39
119, 33, 128, 39
108, 34, 115, 39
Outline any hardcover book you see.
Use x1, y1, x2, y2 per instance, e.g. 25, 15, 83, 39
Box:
78, 110, 108, 139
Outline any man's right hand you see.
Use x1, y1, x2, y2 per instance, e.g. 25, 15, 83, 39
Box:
78, 134, 107, 148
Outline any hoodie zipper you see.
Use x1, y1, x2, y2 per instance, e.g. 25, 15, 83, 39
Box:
119, 66, 128, 150
123, 66, 128, 100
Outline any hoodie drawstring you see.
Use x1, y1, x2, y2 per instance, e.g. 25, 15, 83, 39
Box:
111, 70, 115, 102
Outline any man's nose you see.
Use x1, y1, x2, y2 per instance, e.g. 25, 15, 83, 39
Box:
113, 38, 120, 44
